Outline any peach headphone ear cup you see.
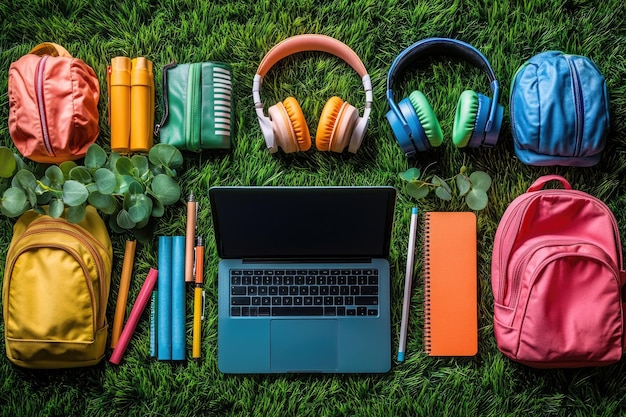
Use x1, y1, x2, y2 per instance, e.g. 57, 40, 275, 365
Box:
282, 97, 312, 152
316, 96, 358, 152
268, 97, 312, 153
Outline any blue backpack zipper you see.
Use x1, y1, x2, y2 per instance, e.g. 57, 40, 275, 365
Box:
565, 55, 584, 156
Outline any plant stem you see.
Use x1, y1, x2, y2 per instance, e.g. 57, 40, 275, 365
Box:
36, 180, 62, 198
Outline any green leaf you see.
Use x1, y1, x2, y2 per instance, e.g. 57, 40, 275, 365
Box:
399, 167, 421, 182
0, 178, 9, 195
94, 168, 117, 194
466, 188, 489, 211
469, 171, 492, 191
88, 191, 118, 214
25, 188, 37, 207
86, 183, 99, 193
115, 174, 135, 194
12, 170, 38, 191
69, 166, 93, 183
128, 194, 153, 223
128, 181, 145, 195
108, 152, 122, 174
85, 144, 107, 170
456, 175, 471, 197
432, 175, 451, 193
131, 155, 150, 179
59, 161, 78, 180
62, 180, 89, 206
149, 144, 184, 169
13, 154, 27, 172
116, 209, 136, 229
67, 204, 86, 223
116, 157, 135, 177
151, 198, 165, 217
37, 192, 52, 205
0, 147, 17, 178
151, 174, 181, 205
435, 186, 452, 200
1, 188, 28, 217
108, 214, 125, 234
45, 165, 65, 185
49, 198, 65, 218
150, 165, 167, 177
406, 181, 429, 199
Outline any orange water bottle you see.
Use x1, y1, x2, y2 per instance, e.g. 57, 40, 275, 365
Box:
109, 57, 131, 153
130, 57, 154, 153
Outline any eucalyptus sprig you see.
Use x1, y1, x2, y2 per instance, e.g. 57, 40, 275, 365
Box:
0, 143, 184, 237
399, 165, 492, 211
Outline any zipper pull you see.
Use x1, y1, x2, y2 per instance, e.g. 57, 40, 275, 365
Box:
155, 61, 178, 136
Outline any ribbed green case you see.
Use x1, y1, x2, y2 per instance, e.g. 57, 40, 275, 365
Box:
156, 61, 233, 151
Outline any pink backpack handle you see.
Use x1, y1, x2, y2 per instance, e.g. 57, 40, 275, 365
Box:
527, 175, 572, 192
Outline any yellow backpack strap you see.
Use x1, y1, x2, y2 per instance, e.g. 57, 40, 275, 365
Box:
29, 42, 72, 58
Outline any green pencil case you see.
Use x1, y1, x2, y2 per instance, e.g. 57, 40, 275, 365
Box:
155, 61, 233, 151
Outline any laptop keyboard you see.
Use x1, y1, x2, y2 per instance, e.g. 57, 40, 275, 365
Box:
230, 269, 379, 317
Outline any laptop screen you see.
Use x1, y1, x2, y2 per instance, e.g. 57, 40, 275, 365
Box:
209, 186, 396, 260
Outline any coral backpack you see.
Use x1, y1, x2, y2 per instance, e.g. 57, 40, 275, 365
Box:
8, 42, 100, 163
492, 175, 625, 368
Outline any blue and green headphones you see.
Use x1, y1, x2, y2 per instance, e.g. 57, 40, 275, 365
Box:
386, 38, 504, 156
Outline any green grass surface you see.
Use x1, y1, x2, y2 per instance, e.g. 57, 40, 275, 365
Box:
1, 0, 626, 416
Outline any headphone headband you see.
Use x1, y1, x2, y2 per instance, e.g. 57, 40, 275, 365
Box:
386, 38, 500, 133
253, 34, 372, 109
256, 34, 368, 78
253, 35, 373, 154
387, 38, 497, 90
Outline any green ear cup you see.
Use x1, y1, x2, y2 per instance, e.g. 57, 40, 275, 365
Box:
408, 91, 443, 147
452, 90, 479, 147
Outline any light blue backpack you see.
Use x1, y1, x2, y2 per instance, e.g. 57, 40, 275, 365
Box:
510, 51, 610, 167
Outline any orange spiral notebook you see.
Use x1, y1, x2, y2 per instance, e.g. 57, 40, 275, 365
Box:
423, 212, 478, 356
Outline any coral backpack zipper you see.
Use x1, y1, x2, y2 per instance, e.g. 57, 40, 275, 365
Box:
34, 55, 55, 157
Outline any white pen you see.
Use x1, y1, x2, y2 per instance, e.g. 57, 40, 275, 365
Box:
398, 207, 418, 362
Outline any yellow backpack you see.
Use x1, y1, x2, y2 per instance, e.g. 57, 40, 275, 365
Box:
2, 206, 112, 368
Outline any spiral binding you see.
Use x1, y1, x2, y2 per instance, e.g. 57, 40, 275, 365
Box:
423, 212, 432, 354
149, 290, 157, 358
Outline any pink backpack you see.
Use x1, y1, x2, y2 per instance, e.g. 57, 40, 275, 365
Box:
492, 175, 625, 368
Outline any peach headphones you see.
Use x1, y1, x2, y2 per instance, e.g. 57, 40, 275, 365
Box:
252, 35, 373, 153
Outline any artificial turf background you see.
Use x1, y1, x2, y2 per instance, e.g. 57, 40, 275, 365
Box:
1, 1, 626, 416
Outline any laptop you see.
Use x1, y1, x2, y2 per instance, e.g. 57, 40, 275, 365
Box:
209, 186, 397, 373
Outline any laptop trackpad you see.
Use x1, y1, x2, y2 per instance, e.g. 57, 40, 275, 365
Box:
270, 319, 338, 372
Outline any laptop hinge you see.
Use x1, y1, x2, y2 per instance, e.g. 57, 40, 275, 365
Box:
241, 258, 374, 264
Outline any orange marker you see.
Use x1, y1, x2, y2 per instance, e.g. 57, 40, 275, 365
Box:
185, 192, 197, 282
192, 236, 205, 359
111, 239, 137, 348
